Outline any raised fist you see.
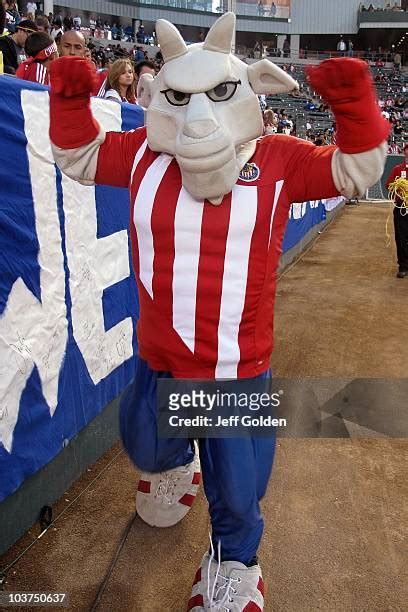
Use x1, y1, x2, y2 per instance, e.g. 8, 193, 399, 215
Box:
49, 56, 97, 98
305, 58, 389, 154
306, 58, 373, 105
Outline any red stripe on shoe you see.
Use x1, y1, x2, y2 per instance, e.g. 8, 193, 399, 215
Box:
137, 480, 151, 494
193, 568, 201, 586
192, 472, 201, 485
179, 493, 196, 507
242, 602, 262, 612
187, 594, 204, 610
257, 576, 265, 596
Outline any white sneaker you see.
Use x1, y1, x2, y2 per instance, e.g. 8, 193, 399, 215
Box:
136, 447, 200, 528
187, 551, 265, 611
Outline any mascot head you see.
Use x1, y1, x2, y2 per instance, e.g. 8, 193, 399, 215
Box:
138, 12, 298, 204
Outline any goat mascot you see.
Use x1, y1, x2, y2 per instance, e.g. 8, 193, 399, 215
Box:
49, 12, 388, 611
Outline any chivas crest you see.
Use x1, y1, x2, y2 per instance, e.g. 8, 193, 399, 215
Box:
239, 163, 260, 182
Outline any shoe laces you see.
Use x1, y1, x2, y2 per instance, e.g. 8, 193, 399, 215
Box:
207, 535, 241, 612
154, 466, 190, 504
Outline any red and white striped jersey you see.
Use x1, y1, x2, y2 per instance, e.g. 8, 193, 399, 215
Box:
16, 60, 50, 85
95, 128, 338, 379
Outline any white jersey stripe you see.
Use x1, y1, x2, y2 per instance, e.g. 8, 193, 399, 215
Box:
130, 139, 148, 184
133, 154, 173, 298
172, 188, 204, 352
215, 185, 258, 379
268, 180, 284, 248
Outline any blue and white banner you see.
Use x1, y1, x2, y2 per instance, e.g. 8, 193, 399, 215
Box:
283, 196, 344, 253
0, 76, 143, 501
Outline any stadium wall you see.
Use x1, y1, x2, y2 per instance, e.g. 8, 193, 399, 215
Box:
289, 0, 361, 35
55, 0, 363, 34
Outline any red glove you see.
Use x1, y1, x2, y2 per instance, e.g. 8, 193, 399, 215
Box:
306, 58, 390, 154
49, 56, 100, 149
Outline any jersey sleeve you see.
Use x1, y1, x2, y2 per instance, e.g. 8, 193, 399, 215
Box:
276, 136, 339, 203
95, 127, 147, 188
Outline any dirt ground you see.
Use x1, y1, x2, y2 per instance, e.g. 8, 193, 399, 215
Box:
1, 202, 407, 612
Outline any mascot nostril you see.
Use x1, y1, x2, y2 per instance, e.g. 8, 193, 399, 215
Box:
49, 10, 389, 610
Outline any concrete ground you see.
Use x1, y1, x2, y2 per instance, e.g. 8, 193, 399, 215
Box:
1, 202, 407, 612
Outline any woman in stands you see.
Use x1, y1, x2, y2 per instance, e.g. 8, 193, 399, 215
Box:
104, 58, 136, 104
263, 109, 278, 135
16, 31, 58, 85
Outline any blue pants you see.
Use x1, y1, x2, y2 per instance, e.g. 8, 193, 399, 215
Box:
120, 358, 276, 565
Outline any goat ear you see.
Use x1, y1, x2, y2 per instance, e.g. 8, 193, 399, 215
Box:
156, 19, 188, 62
247, 60, 299, 95
137, 73, 154, 108
203, 12, 235, 54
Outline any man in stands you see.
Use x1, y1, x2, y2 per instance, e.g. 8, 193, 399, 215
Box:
16, 31, 58, 85
386, 143, 408, 278
0, 19, 37, 73
59, 30, 85, 57
63, 12, 73, 32
35, 16, 50, 33
135, 58, 155, 83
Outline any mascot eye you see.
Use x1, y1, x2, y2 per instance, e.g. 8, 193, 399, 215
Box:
206, 81, 240, 102
162, 89, 191, 106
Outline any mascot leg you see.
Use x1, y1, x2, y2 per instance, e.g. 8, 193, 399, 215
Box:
188, 375, 276, 611
120, 358, 201, 527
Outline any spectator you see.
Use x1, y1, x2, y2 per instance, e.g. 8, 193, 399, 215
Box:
0, 2, 6, 39
135, 59, 155, 89
0, 19, 37, 72
393, 52, 402, 71
4, 1, 20, 33
26, 1, 37, 18
35, 16, 50, 33
73, 15, 81, 31
124, 24, 133, 42
386, 144, 408, 278
59, 30, 86, 57
347, 39, 354, 57
394, 119, 404, 135
263, 109, 278, 135
89, 16, 96, 37
388, 141, 401, 153
104, 58, 136, 104
257, 0, 265, 17
337, 37, 347, 56
63, 12, 73, 32
254, 40, 261, 59
111, 23, 118, 41
50, 17, 63, 41
16, 31, 57, 84
270, 2, 277, 16
134, 46, 145, 62
282, 36, 290, 58
137, 22, 145, 44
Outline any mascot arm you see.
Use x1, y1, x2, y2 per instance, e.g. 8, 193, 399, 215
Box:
306, 58, 389, 199
49, 57, 145, 188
